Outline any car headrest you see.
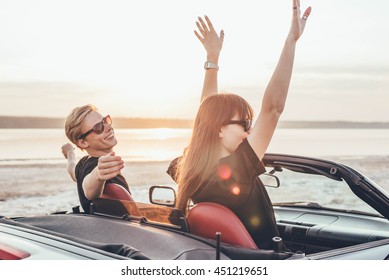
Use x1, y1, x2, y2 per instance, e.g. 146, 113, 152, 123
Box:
187, 202, 258, 249
100, 183, 134, 201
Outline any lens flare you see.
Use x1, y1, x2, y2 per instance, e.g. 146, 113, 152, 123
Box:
230, 185, 241, 195
250, 216, 261, 227
217, 164, 232, 180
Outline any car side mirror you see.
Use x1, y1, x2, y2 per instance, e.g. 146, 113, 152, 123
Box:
149, 186, 176, 207
259, 173, 280, 188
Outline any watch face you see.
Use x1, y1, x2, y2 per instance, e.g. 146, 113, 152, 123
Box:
204, 61, 218, 70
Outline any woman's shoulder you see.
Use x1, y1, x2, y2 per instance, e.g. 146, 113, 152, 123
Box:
219, 139, 266, 179
220, 139, 259, 165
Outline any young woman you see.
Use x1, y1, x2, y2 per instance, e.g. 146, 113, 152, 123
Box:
171, 0, 312, 249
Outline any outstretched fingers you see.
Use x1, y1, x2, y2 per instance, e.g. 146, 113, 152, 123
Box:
204, 15, 215, 33
195, 15, 221, 39
97, 155, 124, 180
302, 6, 312, 21
194, 15, 224, 62
97, 165, 123, 180
220, 30, 225, 41
292, 0, 300, 12
293, 0, 300, 10
289, 0, 312, 41
292, 0, 311, 21
197, 16, 209, 33
194, 20, 206, 43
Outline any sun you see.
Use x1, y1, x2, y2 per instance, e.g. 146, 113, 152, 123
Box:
152, 128, 172, 141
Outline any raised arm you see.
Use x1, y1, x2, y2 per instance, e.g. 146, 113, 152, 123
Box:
194, 15, 224, 101
248, 0, 312, 160
61, 143, 77, 182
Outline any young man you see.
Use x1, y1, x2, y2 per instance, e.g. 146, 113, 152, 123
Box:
62, 105, 129, 213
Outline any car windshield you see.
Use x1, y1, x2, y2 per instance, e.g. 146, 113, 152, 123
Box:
266, 168, 381, 216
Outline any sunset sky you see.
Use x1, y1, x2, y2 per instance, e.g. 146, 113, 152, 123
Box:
0, 0, 388, 122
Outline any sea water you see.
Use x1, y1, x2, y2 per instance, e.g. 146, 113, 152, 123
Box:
0, 128, 388, 164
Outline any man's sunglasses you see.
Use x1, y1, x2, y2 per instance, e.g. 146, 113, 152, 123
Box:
78, 115, 112, 140
228, 119, 252, 132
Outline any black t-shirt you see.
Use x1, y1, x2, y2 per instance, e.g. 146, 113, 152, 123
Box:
168, 139, 280, 250
75, 156, 130, 213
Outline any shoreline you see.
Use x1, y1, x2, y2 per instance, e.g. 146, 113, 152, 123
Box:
0, 153, 387, 166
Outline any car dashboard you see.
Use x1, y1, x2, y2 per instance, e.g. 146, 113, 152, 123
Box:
274, 206, 389, 255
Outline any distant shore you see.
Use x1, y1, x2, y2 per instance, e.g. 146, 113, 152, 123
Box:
1, 115, 389, 129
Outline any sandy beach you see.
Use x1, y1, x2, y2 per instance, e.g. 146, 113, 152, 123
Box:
0, 160, 176, 217
1, 155, 388, 217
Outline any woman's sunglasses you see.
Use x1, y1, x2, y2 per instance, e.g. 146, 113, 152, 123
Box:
78, 115, 112, 140
228, 119, 252, 132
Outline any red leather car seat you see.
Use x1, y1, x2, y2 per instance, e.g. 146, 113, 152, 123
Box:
100, 183, 134, 201
187, 202, 258, 249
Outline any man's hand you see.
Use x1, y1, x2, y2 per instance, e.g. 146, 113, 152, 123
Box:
96, 152, 124, 181
61, 143, 75, 159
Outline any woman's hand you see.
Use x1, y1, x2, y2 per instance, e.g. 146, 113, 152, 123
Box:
288, 0, 312, 42
194, 15, 224, 63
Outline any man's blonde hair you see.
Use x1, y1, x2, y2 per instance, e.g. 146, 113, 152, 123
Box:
65, 104, 98, 146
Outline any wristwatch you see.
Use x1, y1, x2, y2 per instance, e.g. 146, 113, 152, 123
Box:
204, 61, 219, 70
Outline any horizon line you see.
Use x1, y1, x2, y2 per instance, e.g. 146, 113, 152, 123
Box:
1, 115, 389, 123
1, 116, 389, 129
